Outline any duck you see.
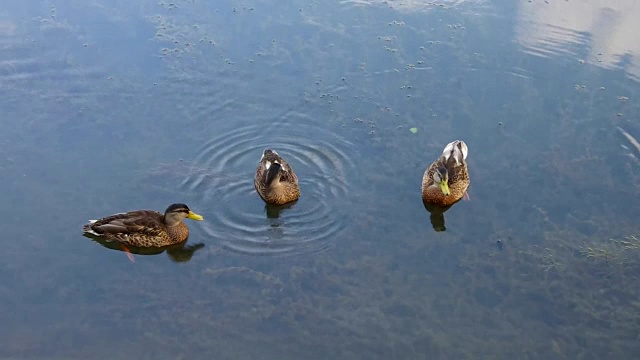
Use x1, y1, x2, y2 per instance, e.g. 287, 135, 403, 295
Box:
254, 149, 300, 205
422, 140, 470, 206
82, 203, 204, 248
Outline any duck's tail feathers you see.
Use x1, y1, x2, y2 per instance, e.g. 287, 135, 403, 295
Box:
442, 140, 468, 166
82, 220, 99, 235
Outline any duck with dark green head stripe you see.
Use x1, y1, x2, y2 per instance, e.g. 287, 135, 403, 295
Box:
83, 203, 203, 247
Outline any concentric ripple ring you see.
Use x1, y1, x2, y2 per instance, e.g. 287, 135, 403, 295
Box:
183, 118, 355, 256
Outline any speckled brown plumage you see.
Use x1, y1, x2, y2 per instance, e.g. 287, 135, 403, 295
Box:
255, 149, 300, 205
422, 140, 470, 206
82, 204, 203, 248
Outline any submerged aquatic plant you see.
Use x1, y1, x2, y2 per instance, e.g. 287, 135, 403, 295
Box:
579, 235, 640, 264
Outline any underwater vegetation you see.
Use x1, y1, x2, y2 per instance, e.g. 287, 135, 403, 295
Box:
2, 0, 640, 359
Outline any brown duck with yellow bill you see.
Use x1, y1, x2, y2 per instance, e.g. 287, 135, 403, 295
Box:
82, 203, 203, 247
422, 140, 470, 207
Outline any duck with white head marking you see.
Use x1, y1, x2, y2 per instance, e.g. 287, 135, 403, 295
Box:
422, 140, 470, 206
255, 149, 300, 205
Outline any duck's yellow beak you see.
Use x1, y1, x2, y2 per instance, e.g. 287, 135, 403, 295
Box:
187, 211, 204, 221
439, 180, 451, 196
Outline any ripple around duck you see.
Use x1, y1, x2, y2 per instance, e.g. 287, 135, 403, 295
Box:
183, 119, 355, 256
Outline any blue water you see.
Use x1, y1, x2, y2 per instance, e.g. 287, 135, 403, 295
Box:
1, 0, 639, 358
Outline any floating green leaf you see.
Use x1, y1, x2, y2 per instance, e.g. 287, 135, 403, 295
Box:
409, 127, 418, 134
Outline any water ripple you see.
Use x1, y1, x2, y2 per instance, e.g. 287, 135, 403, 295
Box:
183, 118, 355, 256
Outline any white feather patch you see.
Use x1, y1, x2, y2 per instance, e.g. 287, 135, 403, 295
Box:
459, 141, 468, 160
85, 229, 100, 236
442, 141, 455, 159
442, 140, 468, 166
443, 141, 455, 152
452, 146, 463, 166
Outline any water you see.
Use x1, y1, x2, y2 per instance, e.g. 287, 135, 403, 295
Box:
182, 113, 355, 255
1, 0, 640, 358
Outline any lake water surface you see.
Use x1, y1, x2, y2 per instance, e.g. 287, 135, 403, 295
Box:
1, 0, 640, 359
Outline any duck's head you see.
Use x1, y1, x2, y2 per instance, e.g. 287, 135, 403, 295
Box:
432, 166, 450, 196
261, 149, 279, 159
164, 203, 204, 226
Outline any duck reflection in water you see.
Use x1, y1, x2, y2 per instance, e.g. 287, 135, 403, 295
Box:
422, 191, 470, 232
265, 202, 293, 240
264, 201, 297, 219
85, 233, 205, 263
423, 201, 453, 232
